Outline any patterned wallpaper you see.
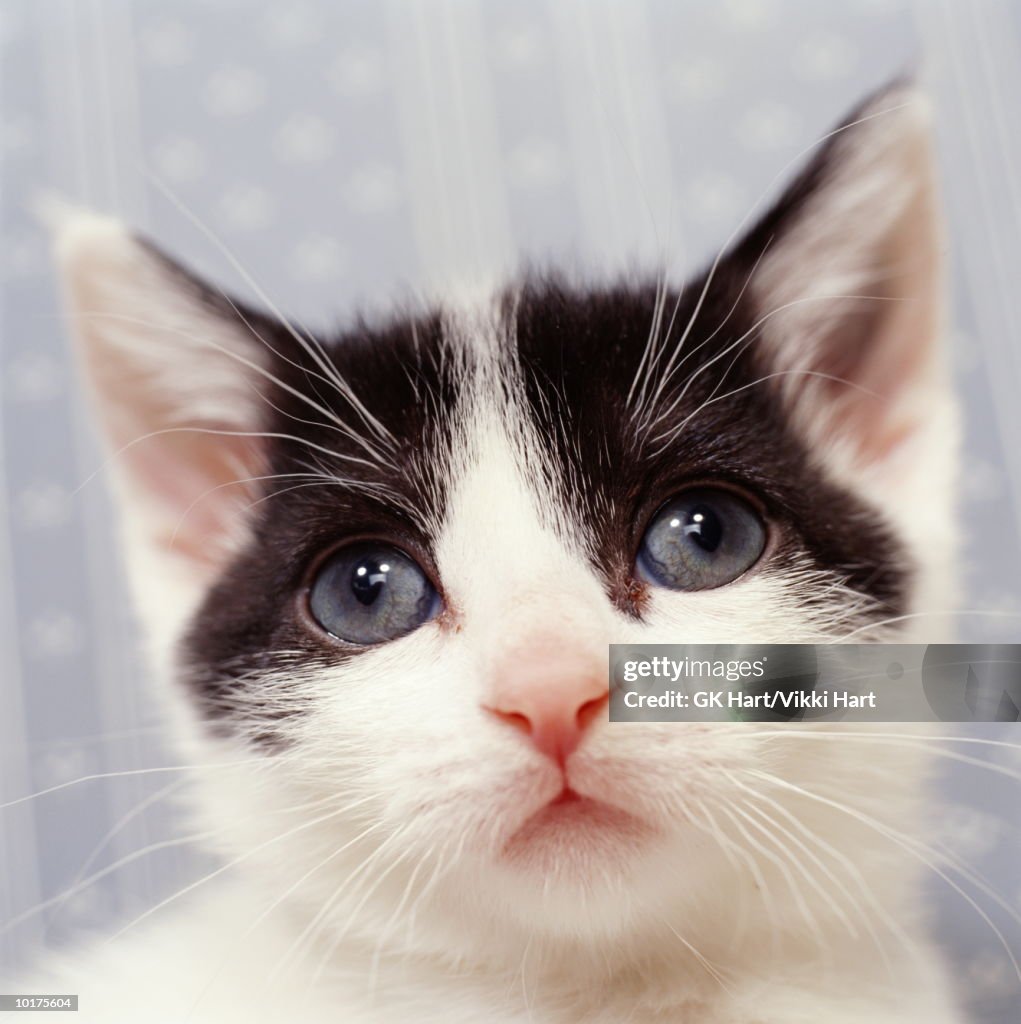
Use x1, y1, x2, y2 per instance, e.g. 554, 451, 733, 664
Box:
1, 2, 1019, 1020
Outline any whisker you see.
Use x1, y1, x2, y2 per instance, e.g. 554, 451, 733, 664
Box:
661, 921, 734, 993
745, 768, 1021, 982
725, 771, 907, 969
278, 825, 411, 987
635, 98, 915, 418
745, 730, 1021, 782
0, 759, 263, 812
182, 804, 382, 1019
65, 312, 396, 476
715, 802, 829, 956
831, 609, 1021, 642
145, 173, 398, 452
104, 799, 359, 945
4, 829, 221, 937
731, 797, 860, 942
367, 849, 434, 997
40, 777, 188, 935
632, 237, 773, 430
644, 292, 894, 444
691, 797, 781, 962
626, 271, 669, 410
651, 368, 878, 454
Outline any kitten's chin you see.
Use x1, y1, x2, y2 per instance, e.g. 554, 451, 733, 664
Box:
499, 787, 657, 876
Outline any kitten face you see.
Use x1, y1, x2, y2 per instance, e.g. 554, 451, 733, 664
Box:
54, 84, 958, 963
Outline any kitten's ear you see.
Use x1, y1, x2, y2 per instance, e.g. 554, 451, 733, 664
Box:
734, 82, 951, 474
51, 210, 271, 633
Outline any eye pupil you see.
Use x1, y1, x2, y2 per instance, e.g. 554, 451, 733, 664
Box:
683, 504, 722, 552
351, 559, 388, 606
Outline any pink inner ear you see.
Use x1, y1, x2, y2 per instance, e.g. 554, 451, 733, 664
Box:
816, 234, 941, 468
117, 429, 265, 573
821, 395, 921, 469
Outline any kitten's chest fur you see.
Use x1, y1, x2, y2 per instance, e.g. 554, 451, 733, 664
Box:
34, 880, 960, 1024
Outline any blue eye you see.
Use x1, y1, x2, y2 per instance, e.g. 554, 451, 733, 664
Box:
636, 488, 766, 591
308, 542, 440, 645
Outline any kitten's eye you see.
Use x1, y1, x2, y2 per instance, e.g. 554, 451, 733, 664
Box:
636, 488, 766, 591
308, 542, 440, 645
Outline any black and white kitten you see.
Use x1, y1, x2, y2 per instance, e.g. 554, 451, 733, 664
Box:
31, 83, 962, 1022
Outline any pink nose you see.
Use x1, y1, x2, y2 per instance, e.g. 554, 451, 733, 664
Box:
484, 648, 609, 764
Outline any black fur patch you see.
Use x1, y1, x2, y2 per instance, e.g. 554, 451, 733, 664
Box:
509, 271, 907, 619
176, 297, 465, 728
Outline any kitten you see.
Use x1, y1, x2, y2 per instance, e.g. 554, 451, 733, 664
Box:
24, 82, 964, 1022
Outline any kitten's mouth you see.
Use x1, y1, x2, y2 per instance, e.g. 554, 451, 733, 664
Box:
549, 787, 584, 807
501, 785, 653, 868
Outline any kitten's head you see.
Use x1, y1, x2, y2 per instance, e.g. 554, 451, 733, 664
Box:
54, 85, 956, 972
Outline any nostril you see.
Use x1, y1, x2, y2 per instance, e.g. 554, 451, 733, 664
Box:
576, 692, 609, 734
488, 707, 532, 737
